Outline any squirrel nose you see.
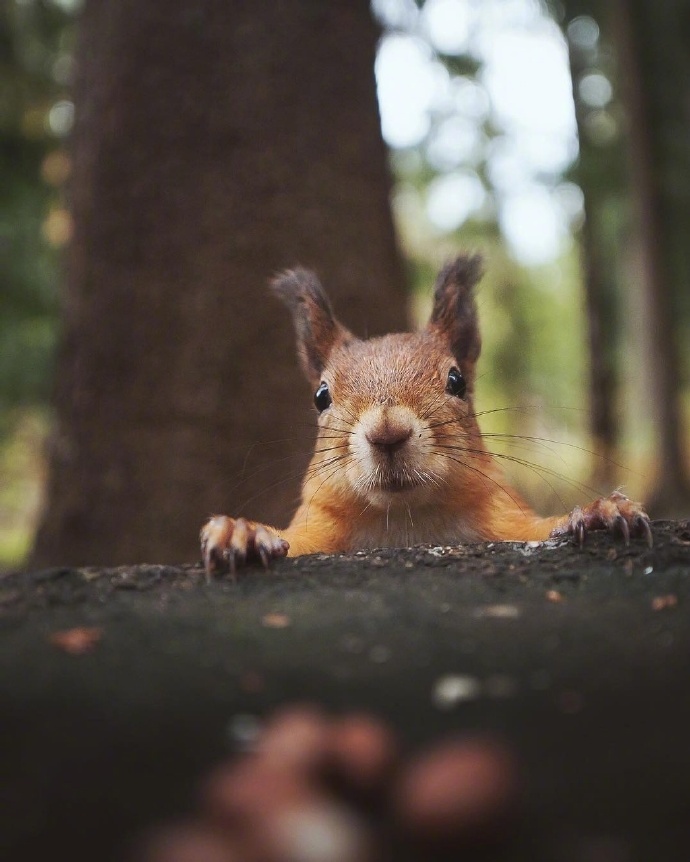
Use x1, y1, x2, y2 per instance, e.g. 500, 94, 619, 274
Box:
366, 424, 413, 455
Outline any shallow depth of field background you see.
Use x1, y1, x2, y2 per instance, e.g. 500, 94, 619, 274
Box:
1, 0, 689, 567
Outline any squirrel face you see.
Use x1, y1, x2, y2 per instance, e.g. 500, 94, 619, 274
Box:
272, 256, 490, 512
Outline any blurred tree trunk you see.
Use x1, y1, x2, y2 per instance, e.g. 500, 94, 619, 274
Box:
565, 23, 622, 488
611, 0, 690, 516
31, 0, 407, 567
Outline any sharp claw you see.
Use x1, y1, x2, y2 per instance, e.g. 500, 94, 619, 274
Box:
638, 515, 654, 548
576, 520, 585, 547
200, 517, 284, 574
613, 513, 630, 546
569, 507, 585, 547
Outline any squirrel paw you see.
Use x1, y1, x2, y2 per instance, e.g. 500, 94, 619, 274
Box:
550, 491, 653, 548
200, 516, 289, 576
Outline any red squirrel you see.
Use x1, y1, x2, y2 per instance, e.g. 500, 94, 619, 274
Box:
201, 255, 652, 574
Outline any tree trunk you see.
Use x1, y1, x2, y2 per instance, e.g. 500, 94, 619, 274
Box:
566, 27, 621, 488
611, 0, 690, 517
31, 0, 407, 567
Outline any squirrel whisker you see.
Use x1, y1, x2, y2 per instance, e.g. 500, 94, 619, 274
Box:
201, 255, 651, 570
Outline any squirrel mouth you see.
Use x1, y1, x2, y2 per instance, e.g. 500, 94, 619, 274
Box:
374, 472, 419, 493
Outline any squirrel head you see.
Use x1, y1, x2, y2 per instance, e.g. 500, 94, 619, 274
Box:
271, 255, 488, 510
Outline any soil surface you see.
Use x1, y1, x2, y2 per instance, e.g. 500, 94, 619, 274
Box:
1, 521, 690, 862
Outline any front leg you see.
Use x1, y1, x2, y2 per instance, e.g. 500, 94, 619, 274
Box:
549, 491, 653, 547
200, 516, 289, 576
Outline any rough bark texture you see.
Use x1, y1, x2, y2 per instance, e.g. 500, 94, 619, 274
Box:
2, 522, 690, 861
31, 0, 407, 567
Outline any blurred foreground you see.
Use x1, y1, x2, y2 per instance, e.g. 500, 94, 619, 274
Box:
2, 521, 689, 861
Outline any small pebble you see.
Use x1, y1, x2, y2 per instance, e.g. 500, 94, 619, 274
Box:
266, 803, 369, 862
432, 675, 481, 710
546, 589, 563, 603
226, 714, 262, 752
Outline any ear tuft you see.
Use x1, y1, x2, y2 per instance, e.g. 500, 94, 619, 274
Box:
271, 268, 351, 384
428, 254, 483, 366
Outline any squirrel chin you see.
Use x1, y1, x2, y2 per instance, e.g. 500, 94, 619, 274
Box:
360, 482, 439, 511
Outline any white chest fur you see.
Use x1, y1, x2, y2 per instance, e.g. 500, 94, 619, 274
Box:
347, 504, 482, 550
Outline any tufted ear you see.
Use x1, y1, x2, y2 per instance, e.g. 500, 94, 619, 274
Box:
271, 268, 353, 386
427, 254, 483, 369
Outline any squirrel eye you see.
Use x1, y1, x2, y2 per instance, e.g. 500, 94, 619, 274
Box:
314, 381, 332, 412
446, 367, 466, 399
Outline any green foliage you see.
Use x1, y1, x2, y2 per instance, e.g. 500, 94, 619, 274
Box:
0, 1, 76, 566
0, 0, 76, 418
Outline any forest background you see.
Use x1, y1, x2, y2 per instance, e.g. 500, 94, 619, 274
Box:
1, 0, 689, 568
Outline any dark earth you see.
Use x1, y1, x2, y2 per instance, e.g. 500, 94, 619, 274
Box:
1, 520, 690, 862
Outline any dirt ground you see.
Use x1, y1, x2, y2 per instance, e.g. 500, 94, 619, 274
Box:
1, 520, 690, 861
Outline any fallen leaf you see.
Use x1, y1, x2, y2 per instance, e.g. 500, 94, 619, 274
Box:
49, 626, 103, 655
261, 612, 291, 629
651, 594, 678, 611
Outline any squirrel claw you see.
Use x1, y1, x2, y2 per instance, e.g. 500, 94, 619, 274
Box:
552, 492, 652, 548
634, 512, 654, 548
569, 506, 585, 547
612, 513, 630, 545
200, 516, 289, 576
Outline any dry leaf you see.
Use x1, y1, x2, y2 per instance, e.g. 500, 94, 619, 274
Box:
651, 594, 678, 611
49, 626, 103, 655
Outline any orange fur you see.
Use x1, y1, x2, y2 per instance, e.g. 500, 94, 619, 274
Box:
201, 256, 650, 572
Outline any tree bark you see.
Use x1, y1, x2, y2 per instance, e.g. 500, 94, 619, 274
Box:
565, 28, 621, 488
31, 0, 407, 566
611, 0, 690, 516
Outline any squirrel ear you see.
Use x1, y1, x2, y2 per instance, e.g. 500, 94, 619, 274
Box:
271, 268, 352, 384
427, 254, 483, 367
